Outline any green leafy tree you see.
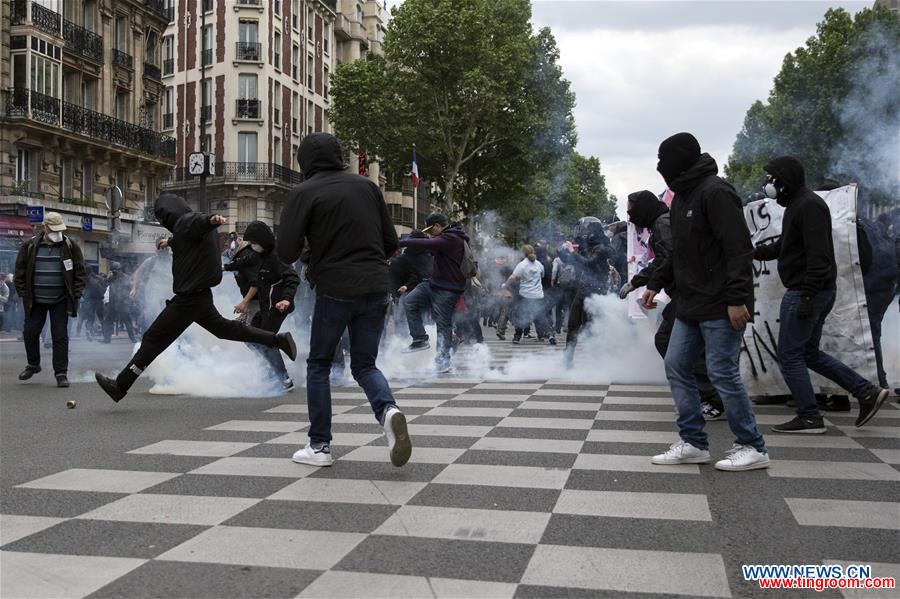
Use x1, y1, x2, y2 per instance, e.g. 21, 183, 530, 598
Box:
726, 5, 900, 205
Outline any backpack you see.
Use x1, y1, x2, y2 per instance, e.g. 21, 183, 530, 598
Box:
459, 240, 478, 279
557, 263, 577, 287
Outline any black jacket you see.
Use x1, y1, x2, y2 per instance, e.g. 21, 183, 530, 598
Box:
647, 154, 754, 321
224, 243, 263, 298
243, 221, 300, 313
154, 193, 223, 295
561, 239, 610, 295
276, 133, 398, 297
389, 249, 433, 295
631, 215, 673, 290
753, 158, 836, 296
400, 226, 469, 292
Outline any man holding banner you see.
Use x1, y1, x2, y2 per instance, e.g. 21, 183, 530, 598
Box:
754, 157, 889, 434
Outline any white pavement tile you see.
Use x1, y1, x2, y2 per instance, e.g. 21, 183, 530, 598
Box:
340, 445, 465, 464
825, 560, 900, 599
533, 389, 607, 397
871, 448, 900, 464
601, 396, 675, 406
333, 413, 412, 425
189, 457, 319, 478
607, 385, 671, 392
375, 505, 551, 544
448, 394, 530, 403
473, 382, 543, 390
767, 460, 900, 481
127, 440, 257, 457
594, 410, 676, 422
268, 479, 426, 505
574, 454, 701, 474
432, 464, 570, 490
297, 572, 516, 599
394, 399, 448, 408
522, 545, 731, 597
554, 490, 712, 522
265, 432, 382, 447
518, 401, 600, 411
407, 424, 494, 437
157, 526, 365, 570
424, 407, 513, 418
263, 404, 356, 414
763, 436, 864, 449
586, 429, 676, 444
16, 469, 180, 494
471, 437, 584, 454
0, 551, 145, 599
0, 515, 65, 546
836, 425, 900, 438
785, 498, 900, 530
205, 420, 304, 433
396, 388, 472, 395
331, 392, 368, 399
76, 494, 260, 526
497, 417, 594, 430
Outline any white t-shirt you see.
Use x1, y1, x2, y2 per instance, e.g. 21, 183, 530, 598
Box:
513, 258, 544, 299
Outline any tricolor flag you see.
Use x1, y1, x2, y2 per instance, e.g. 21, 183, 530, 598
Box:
411, 146, 420, 188
358, 151, 368, 176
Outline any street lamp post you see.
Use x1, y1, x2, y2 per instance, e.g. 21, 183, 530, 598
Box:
198, 2, 209, 214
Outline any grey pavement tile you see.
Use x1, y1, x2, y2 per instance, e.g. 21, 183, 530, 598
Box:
871, 448, 900, 464
425, 406, 514, 418
1, 518, 208, 559
786, 498, 900, 530
0, 488, 127, 518
406, 424, 494, 437
341, 445, 465, 465
396, 387, 473, 396
269, 478, 426, 505
471, 383, 544, 391
374, 505, 551, 544
539, 514, 722, 553
189, 457, 320, 478
595, 410, 678, 422
498, 417, 594, 430
455, 449, 577, 469
522, 544, 731, 597
517, 401, 601, 411
76, 494, 260, 526
767, 460, 900, 481
602, 396, 676, 406
223, 499, 398, 533
0, 551, 145, 599
825, 560, 900, 599
511, 409, 600, 420
334, 535, 536, 583
522, 394, 604, 404
192, 430, 287, 444
307, 460, 447, 482
486, 426, 588, 441
591, 420, 681, 432
853, 437, 900, 450
582, 442, 680, 456
410, 415, 504, 426
16, 469, 181, 494
586, 428, 678, 444
81, 454, 226, 474
533, 388, 607, 397
126, 440, 258, 457
398, 434, 480, 449
762, 478, 900, 502
432, 464, 570, 490
788, 527, 900, 566
765, 447, 882, 463
87, 560, 320, 599
565, 470, 713, 494
229, 442, 355, 460
265, 432, 382, 446
140, 474, 295, 498
205, 420, 305, 433
471, 437, 584, 454
157, 525, 365, 570
515, 586, 694, 599
574, 453, 701, 474
553, 490, 712, 521
836, 425, 900, 438
0, 514, 66, 546
408, 483, 561, 513
439, 399, 526, 409
297, 571, 517, 599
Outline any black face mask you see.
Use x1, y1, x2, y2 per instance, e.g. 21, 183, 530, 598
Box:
657, 158, 683, 186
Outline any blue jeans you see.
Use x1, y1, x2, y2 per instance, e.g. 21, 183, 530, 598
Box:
307, 293, 397, 444
665, 318, 765, 451
404, 282, 461, 367
778, 289, 872, 418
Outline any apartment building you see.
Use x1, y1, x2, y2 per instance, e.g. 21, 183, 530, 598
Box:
0, 0, 176, 272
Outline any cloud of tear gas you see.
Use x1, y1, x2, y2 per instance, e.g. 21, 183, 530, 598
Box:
829, 21, 900, 206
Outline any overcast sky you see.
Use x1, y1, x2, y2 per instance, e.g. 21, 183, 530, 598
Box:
386, 1, 874, 216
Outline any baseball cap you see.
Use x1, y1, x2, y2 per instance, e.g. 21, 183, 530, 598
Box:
44, 212, 66, 232
422, 212, 448, 233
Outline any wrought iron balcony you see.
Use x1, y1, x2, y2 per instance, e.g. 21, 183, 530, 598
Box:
144, 0, 168, 20
164, 162, 303, 187
235, 99, 261, 119
112, 49, 134, 69
143, 62, 162, 82
163, 58, 174, 76
237, 0, 261, 5
235, 41, 261, 62
32, 2, 61, 35
4, 88, 176, 162
163, 112, 174, 129
11, 0, 27, 25
63, 18, 103, 62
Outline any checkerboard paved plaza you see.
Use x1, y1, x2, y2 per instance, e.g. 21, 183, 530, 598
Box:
1, 336, 899, 598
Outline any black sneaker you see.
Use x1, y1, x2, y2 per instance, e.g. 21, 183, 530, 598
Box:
511, 335, 521, 344
771, 415, 826, 434
496, 332, 506, 341
56, 374, 70, 388
18, 365, 41, 381
818, 395, 851, 412
856, 387, 889, 428
403, 339, 430, 353
276, 332, 297, 361
753, 395, 789, 405
548, 337, 557, 345
95, 373, 126, 402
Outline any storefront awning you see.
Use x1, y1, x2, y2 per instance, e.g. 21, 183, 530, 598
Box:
0, 215, 36, 237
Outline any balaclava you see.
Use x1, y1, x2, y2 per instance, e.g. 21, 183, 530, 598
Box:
657, 132, 701, 185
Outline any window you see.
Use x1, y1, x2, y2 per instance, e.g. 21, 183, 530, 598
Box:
238, 132, 258, 176
83, 0, 96, 31
82, 161, 94, 202
61, 157, 73, 200
15, 149, 31, 184
273, 137, 280, 166
306, 55, 313, 89
238, 20, 259, 61
81, 78, 96, 107
237, 74, 258, 117
273, 81, 281, 122
202, 0, 213, 12
307, 7, 314, 40
145, 31, 158, 65
274, 0, 280, 16
291, 91, 299, 132
292, 45, 299, 80
238, 74, 257, 99
323, 24, 329, 54
201, 79, 212, 122
292, 0, 299, 30
116, 169, 127, 197
31, 55, 60, 97
12, 54, 26, 90
323, 65, 329, 99
273, 32, 281, 69
115, 91, 129, 121
306, 99, 313, 135
202, 25, 213, 66
162, 35, 174, 75
163, 0, 174, 22
115, 15, 128, 51
163, 87, 174, 129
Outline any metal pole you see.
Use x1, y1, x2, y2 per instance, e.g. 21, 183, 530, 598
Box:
199, 0, 208, 213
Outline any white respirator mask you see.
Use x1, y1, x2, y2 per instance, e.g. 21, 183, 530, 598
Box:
250, 242, 264, 253
48, 231, 63, 243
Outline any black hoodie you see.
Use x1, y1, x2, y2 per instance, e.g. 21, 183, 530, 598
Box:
243, 220, 300, 313
154, 193, 223, 294
647, 154, 754, 321
754, 157, 837, 295
276, 133, 399, 297
627, 190, 672, 290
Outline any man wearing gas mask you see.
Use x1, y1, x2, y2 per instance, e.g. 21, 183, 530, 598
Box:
753, 156, 889, 434
642, 132, 769, 472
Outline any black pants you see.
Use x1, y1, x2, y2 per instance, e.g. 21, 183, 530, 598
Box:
103, 300, 136, 342
24, 300, 69, 375
247, 308, 290, 380
117, 290, 277, 390
654, 302, 721, 407
77, 298, 102, 336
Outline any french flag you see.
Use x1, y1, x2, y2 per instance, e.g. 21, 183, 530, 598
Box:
411, 146, 420, 187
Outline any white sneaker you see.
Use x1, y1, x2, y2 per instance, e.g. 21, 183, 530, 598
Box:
383, 406, 412, 467
292, 442, 333, 467
651, 440, 711, 465
282, 377, 295, 391
715, 445, 770, 471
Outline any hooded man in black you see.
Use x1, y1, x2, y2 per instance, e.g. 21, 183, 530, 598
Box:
642, 133, 769, 472
754, 156, 889, 433
277, 132, 411, 468
235, 220, 300, 390
95, 194, 297, 402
